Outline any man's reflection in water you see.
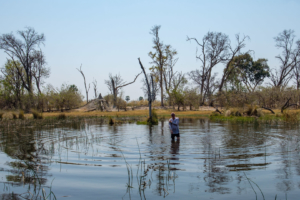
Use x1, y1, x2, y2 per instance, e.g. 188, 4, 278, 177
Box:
170, 140, 180, 160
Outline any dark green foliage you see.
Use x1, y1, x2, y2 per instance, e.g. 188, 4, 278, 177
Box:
227, 53, 270, 92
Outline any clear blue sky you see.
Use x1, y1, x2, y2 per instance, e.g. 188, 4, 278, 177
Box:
0, 0, 299, 100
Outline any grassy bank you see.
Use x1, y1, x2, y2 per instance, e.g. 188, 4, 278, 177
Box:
0, 109, 213, 120
210, 109, 300, 123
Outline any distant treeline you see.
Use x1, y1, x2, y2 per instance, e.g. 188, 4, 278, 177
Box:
0, 27, 299, 112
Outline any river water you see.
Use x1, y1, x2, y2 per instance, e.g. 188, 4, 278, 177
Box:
0, 118, 299, 200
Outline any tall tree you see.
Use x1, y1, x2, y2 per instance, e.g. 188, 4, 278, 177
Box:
0, 60, 25, 108
218, 34, 250, 92
32, 50, 50, 94
228, 53, 270, 92
149, 25, 177, 106
0, 27, 45, 103
187, 32, 229, 105
270, 29, 300, 88
138, 58, 155, 121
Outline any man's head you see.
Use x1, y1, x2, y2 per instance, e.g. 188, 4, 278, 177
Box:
171, 112, 175, 119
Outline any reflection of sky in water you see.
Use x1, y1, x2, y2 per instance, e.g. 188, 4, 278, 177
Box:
0, 119, 299, 199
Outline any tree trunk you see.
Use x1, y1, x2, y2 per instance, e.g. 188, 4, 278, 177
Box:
160, 70, 164, 107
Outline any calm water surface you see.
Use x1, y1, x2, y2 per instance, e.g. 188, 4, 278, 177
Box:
0, 118, 299, 200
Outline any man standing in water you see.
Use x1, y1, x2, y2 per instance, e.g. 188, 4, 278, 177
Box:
169, 112, 180, 140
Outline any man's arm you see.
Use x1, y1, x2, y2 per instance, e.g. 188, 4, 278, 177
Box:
169, 119, 173, 134
172, 118, 179, 126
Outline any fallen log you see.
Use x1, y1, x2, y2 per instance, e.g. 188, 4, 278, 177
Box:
261, 106, 275, 114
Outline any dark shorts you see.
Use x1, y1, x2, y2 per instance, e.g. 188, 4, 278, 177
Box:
171, 133, 180, 140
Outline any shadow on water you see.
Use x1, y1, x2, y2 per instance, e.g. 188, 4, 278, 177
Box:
0, 118, 299, 199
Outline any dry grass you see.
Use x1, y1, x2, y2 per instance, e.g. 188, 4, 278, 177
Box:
35, 109, 213, 119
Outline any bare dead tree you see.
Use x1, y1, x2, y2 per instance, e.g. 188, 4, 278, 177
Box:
187, 32, 229, 105
105, 72, 142, 107
92, 79, 98, 99
76, 65, 90, 103
218, 34, 250, 92
270, 30, 300, 88
138, 58, 155, 120
142, 74, 159, 100
32, 50, 50, 95
104, 73, 125, 95
0, 27, 45, 105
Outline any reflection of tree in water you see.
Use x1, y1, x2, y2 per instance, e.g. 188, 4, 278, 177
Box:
0, 118, 105, 199
275, 128, 300, 194
201, 132, 232, 194
222, 123, 269, 149
0, 127, 52, 199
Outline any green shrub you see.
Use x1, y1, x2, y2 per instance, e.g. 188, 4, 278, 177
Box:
57, 113, 66, 120
19, 110, 25, 120
32, 109, 43, 119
